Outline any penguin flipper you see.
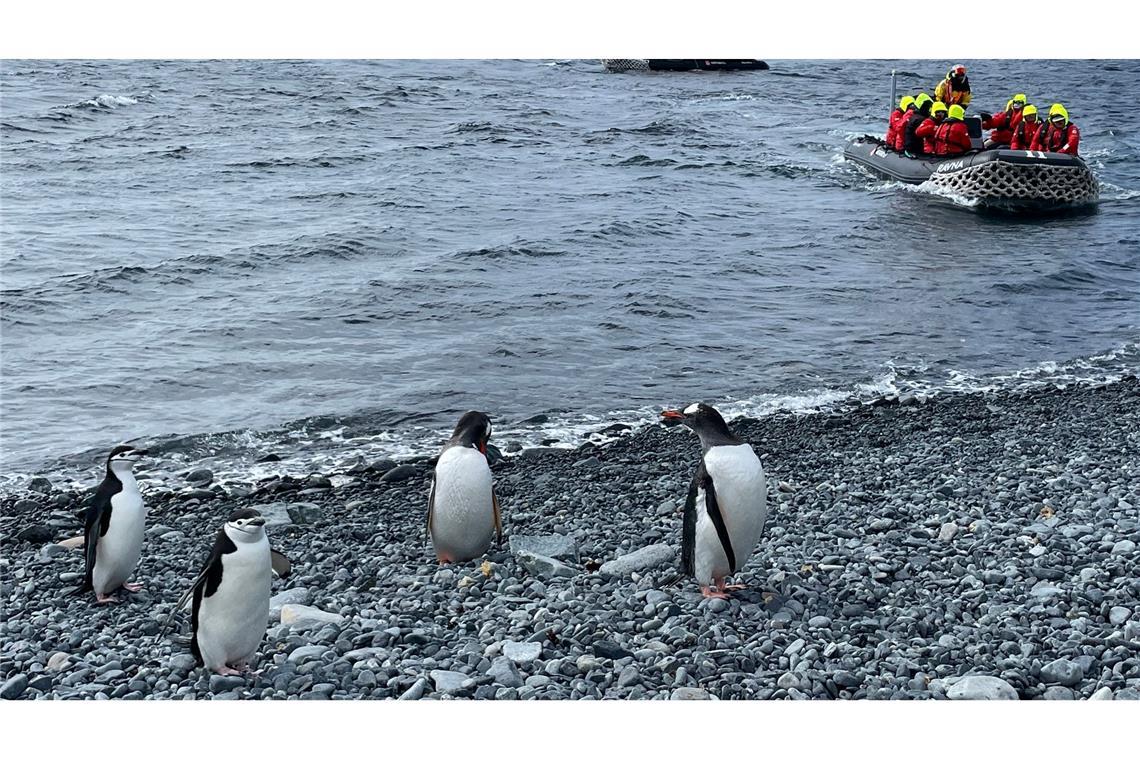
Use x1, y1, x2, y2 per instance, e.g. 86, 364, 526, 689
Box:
681, 470, 699, 577
154, 529, 230, 646
80, 484, 117, 593
425, 475, 436, 546
270, 548, 291, 579
492, 487, 503, 548
703, 472, 737, 574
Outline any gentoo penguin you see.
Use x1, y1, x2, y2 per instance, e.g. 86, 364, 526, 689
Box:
79, 445, 149, 604
427, 411, 502, 563
179, 508, 273, 675
662, 403, 767, 599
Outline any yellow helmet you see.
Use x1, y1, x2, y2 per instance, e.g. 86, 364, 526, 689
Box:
915, 93, 933, 109
931, 101, 948, 116
1022, 104, 1038, 119
948, 104, 965, 120
899, 95, 915, 110
1049, 103, 1069, 125
1011, 93, 1027, 107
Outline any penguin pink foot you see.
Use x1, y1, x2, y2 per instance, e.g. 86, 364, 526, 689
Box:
214, 666, 242, 676
718, 580, 747, 592
95, 593, 120, 604
701, 586, 730, 599
121, 582, 143, 592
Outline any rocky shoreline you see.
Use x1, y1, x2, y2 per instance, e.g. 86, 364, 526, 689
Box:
2, 378, 1138, 700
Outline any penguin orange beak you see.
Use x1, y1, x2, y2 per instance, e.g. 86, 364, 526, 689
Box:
661, 410, 686, 421
479, 441, 487, 455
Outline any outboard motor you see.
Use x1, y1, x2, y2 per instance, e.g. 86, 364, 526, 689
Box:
965, 116, 985, 151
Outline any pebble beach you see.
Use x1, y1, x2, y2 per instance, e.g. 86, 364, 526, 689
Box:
2, 379, 1138, 701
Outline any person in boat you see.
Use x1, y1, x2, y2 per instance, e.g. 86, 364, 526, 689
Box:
933, 105, 973, 156
915, 101, 948, 154
1033, 103, 1081, 155
886, 95, 915, 148
934, 65, 971, 109
981, 93, 1027, 148
901, 93, 934, 155
1010, 105, 1043, 150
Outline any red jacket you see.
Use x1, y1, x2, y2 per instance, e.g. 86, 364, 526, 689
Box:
1010, 120, 1043, 150
933, 120, 972, 156
1033, 122, 1080, 155
894, 109, 919, 151
983, 109, 1023, 146
914, 117, 940, 154
885, 107, 906, 146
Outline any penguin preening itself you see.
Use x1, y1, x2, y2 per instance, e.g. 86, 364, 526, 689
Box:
171, 508, 273, 676
662, 403, 767, 599
427, 411, 502, 564
79, 445, 149, 604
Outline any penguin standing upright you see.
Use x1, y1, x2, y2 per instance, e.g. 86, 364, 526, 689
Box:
427, 411, 502, 564
179, 508, 273, 675
80, 445, 149, 604
661, 404, 767, 599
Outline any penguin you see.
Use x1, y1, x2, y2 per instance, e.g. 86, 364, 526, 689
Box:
661, 403, 767, 599
426, 411, 502, 564
177, 508, 273, 675
79, 444, 149, 604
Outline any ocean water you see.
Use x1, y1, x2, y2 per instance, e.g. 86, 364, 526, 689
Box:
2, 59, 1138, 484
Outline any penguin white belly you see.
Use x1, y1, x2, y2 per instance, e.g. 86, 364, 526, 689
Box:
430, 446, 495, 562
92, 489, 145, 594
694, 488, 731, 586
697, 444, 767, 584
197, 538, 271, 669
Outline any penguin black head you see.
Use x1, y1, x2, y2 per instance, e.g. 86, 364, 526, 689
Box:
106, 445, 148, 475
225, 508, 267, 543
661, 403, 741, 447
449, 411, 493, 454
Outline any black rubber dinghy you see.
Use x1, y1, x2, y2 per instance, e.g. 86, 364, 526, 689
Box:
844, 136, 1099, 211
602, 59, 769, 72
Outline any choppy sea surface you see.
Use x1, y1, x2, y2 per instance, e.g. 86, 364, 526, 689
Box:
2, 59, 1138, 486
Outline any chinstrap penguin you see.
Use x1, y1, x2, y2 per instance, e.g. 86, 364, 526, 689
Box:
79, 444, 149, 604
180, 508, 273, 675
427, 410, 502, 564
662, 403, 767, 599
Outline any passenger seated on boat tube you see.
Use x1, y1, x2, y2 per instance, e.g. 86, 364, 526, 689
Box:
932, 105, 972, 156
1034, 103, 1081, 156
981, 93, 1028, 148
885, 95, 915, 147
1010, 105, 1043, 151
901, 93, 934, 155
934, 65, 972, 109
916, 101, 948, 154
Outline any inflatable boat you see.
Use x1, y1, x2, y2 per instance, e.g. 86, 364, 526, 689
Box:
844, 121, 1099, 210
602, 59, 769, 72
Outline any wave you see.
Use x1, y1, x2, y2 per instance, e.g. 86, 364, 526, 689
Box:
7, 343, 1137, 493
73, 94, 139, 110
453, 243, 567, 261
0, 231, 395, 312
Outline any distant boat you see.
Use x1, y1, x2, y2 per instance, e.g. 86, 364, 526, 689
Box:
602, 59, 769, 73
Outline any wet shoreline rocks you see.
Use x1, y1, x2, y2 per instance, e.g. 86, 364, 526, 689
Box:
1, 378, 1138, 700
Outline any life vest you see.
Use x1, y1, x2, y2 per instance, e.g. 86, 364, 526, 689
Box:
1010, 120, 1043, 151
885, 108, 906, 146
933, 120, 971, 156
902, 110, 930, 154
1035, 122, 1080, 155
915, 117, 941, 154
935, 77, 971, 108
984, 108, 1023, 146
